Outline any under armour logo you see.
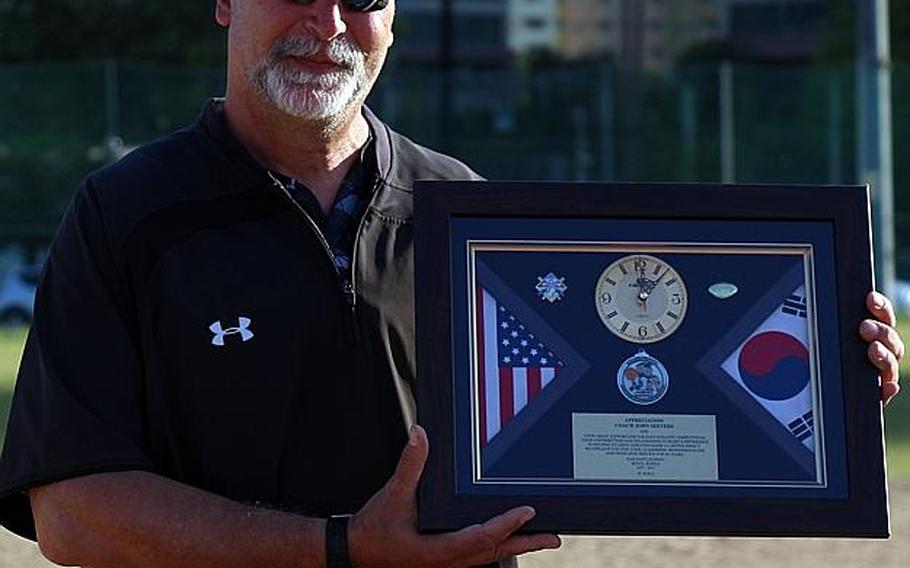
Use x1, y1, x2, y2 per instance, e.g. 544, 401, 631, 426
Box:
209, 317, 254, 347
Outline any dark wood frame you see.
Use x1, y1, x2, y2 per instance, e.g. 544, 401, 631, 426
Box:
414, 181, 888, 537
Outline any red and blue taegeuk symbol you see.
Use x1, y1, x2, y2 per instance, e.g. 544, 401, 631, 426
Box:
738, 331, 809, 401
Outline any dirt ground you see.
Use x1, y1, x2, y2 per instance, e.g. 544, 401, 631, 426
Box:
2, 481, 907, 567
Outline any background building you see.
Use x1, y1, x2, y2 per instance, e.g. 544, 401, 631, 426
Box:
397, 0, 726, 73
559, 0, 621, 60
507, 0, 561, 54
558, 0, 723, 72
394, 0, 510, 64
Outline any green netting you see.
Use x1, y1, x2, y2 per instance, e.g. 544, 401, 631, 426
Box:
0, 59, 907, 268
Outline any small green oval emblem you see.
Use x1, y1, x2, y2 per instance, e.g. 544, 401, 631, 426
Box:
709, 282, 738, 300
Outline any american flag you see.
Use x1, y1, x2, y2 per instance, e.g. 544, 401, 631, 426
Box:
476, 286, 564, 445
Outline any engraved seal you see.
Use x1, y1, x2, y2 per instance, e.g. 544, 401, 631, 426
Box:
616, 349, 670, 405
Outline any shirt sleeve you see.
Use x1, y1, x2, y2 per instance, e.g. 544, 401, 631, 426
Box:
0, 181, 155, 540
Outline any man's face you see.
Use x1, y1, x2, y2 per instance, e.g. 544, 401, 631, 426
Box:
216, 0, 395, 122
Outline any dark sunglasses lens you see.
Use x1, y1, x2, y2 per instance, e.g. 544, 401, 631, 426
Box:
343, 0, 388, 12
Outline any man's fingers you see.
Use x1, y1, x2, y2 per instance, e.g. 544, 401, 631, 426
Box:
860, 294, 903, 405
882, 381, 901, 406
443, 507, 536, 564
869, 341, 900, 395
456, 532, 562, 567
385, 425, 429, 500
493, 533, 562, 558
437, 506, 537, 563
479, 506, 537, 542
867, 291, 897, 328
860, 319, 905, 361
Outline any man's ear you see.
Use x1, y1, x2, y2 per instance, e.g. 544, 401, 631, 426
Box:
386, 3, 395, 46
215, 0, 232, 27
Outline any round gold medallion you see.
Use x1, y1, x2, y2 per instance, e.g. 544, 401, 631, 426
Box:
595, 254, 687, 344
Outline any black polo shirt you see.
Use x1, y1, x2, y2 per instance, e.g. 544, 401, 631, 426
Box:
0, 102, 408, 539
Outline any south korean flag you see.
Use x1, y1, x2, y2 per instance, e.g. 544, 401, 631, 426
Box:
720, 286, 815, 452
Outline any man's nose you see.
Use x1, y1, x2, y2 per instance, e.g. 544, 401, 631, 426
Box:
302, 0, 348, 42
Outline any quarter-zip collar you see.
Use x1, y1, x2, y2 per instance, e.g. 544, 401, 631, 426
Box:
197, 99, 476, 225
362, 105, 393, 186
199, 99, 389, 205
199, 99, 273, 191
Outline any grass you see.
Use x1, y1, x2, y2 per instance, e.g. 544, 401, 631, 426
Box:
0, 326, 27, 449
0, 323, 909, 477
884, 320, 910, 478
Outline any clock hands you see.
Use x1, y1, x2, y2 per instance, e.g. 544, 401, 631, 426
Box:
637, 264, 671, 302
651, 266, 672, 291
597, 254, 687, 344
635, 257, 650, 302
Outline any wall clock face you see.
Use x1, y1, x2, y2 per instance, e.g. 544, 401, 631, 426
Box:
595, 254, 688, 344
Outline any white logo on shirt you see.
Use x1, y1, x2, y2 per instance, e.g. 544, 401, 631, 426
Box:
209, 317, 254, 347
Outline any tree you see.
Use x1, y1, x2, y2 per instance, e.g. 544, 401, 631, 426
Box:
0, 0, 225, 65
0, 1, 228, 235
818, 0, 910, 62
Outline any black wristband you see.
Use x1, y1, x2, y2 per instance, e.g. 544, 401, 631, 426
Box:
325, 514, 353, 568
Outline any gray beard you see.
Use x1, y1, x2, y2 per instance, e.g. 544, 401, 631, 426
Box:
252, 36, 367, 124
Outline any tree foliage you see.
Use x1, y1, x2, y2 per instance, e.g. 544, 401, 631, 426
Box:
0, 1, 228, 233
818, 0, 910, 62
894, 0, 910, 61
0, 0, 226, 65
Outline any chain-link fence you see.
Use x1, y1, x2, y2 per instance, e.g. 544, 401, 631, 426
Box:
1, 58, 908, 267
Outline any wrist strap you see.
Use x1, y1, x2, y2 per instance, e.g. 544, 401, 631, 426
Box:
325, 514, 353, 568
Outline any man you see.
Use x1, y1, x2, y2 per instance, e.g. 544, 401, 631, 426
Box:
0, 1, 559, 566
0, 1, 901, 567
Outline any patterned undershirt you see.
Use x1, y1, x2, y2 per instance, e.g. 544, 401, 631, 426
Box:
273, 133, 376, 306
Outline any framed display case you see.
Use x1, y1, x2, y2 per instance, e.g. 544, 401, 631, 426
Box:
414, 182, 888, 537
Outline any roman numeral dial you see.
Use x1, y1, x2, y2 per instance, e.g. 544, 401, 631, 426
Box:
595, 254, 688, 344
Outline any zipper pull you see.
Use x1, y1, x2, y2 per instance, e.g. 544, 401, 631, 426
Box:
343, 280, 356, 307
344, 280, 361, 344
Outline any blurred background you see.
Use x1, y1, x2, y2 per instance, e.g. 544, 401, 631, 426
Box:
1, 1, 909, 566
2, 0, 910, 300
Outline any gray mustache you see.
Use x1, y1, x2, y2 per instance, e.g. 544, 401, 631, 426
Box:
269, 36, 361, 69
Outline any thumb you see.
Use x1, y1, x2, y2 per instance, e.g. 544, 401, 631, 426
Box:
385, 424, 429, 501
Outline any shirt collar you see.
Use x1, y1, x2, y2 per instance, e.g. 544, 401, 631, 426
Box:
199, 98, 380, 195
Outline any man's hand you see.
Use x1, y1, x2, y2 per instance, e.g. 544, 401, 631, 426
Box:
859, 291, 903, 405
348, 425, 561, 568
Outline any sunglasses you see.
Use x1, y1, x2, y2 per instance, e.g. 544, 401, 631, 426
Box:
292, 0, 389, 12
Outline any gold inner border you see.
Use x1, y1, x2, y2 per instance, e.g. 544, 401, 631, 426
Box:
465, 240, 827, 489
